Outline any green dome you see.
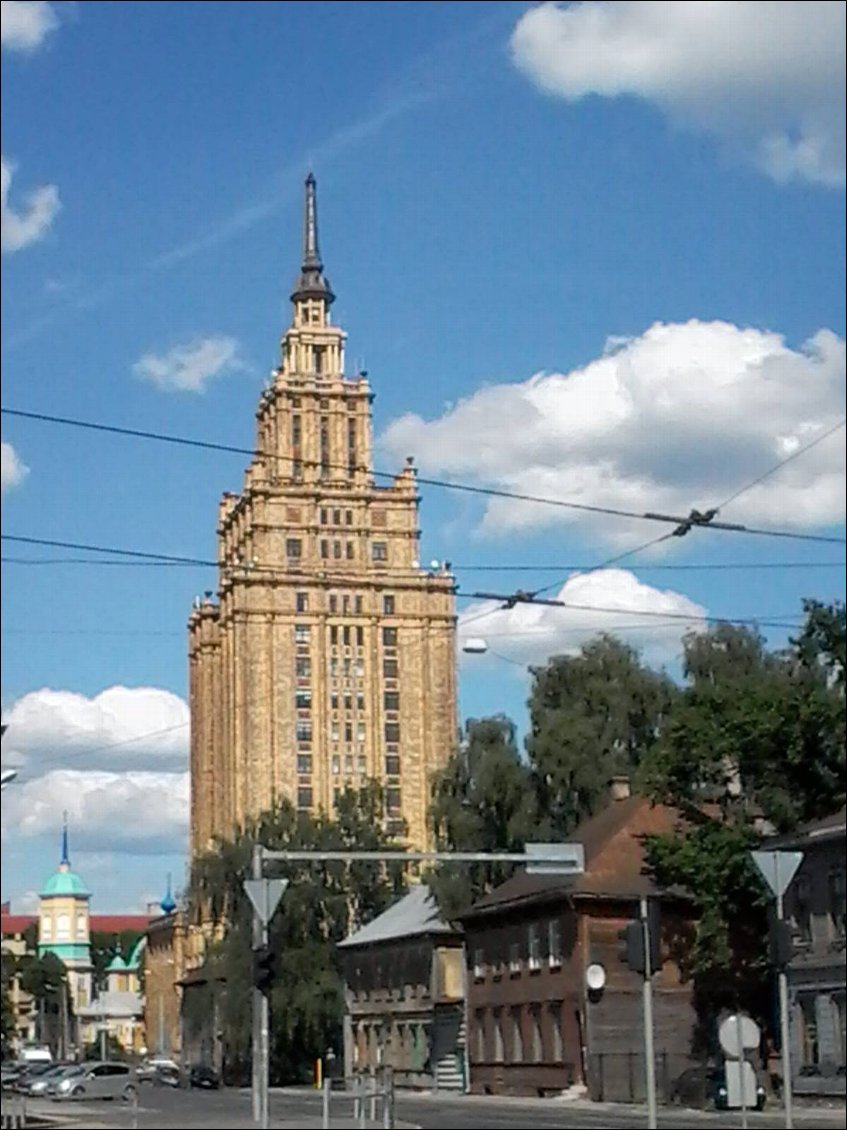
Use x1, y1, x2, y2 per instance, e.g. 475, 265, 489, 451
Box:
106, 954, 128, 972
40, 869, 90, 898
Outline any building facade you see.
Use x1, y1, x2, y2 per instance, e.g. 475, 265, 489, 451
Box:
461, 787, 698, 1102
778, 808, 846, 1096
339, 885, 466, 1090
189, 174, 457, 860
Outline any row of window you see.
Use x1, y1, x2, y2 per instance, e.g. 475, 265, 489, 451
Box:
472, 920, 563, 980
286, 393, 358, 410
285, 538, 391, 562
296, 783, 403, 814
473, 1002, 565, 1066
294, 624, 398, 646
296, 752, 402, 777
296, 593, 397, 615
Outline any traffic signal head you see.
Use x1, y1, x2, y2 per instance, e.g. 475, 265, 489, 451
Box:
618, 921, 646, 975
768, 919, 793, 968
617, 902, 662, 977
253, 945, 277, 994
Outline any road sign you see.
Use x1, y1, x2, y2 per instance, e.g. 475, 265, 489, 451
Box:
243, 878, 288, 926
524, 842, 585, 875
752, 850, 803, 898
719, 1013, 761, 1058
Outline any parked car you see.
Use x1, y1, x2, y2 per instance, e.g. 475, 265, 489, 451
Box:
137, 1056, 179, 1084
671, 1063, 766, 1111
53, 1061, 137, 1102
154, 1064, 182, 1088
12, 1061, 54, 1091
17, 1063, 75, 1096
1, 1064, 23, 1090
26, 1064, 85, 1097
189, 1064, 220, 1090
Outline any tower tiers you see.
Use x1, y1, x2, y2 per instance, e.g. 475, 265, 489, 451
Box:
189, 176, 457, 860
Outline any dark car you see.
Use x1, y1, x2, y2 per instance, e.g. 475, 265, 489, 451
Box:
671, 1063, 766, 1111
153, 1064, 182, 1088
189, 1064, 220, 1090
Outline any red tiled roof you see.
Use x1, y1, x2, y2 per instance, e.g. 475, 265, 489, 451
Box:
1, 914, 35, 935
89, 915, 151, 934
2, 912, 152, 938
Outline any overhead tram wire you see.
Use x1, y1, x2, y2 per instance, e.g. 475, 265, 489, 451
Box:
2, 405, 842, 545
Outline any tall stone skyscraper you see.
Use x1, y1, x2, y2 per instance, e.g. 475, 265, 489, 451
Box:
189, 175, 457, 859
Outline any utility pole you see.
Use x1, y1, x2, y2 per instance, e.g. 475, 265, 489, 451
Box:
640, 897, 658, 1130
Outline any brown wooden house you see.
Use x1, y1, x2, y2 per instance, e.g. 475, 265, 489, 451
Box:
461, 781, 698, 1101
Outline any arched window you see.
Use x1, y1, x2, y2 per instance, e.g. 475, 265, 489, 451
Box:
56, 913, 71, 940
40, 916, 53, 940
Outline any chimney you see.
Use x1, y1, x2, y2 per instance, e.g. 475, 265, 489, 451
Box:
609, 775, 631, 803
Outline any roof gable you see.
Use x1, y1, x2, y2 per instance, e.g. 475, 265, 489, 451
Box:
339, 884, 456, 949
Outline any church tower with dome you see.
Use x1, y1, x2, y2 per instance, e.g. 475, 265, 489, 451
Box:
37, 817, 93, 1010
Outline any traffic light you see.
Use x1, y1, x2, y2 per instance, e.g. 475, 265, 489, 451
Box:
253, 945, 277, 994
618, 902, 662, 976
768, 919, 793, 968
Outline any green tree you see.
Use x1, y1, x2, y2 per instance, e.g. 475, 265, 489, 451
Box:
188, 783, 405, 1085
642, 601, 846, 1045
427, 716, 541, 920
527, 635, 677, 834
643, 608, 846, 830
1, 951, 17, 1057
18, 952, 73, 1055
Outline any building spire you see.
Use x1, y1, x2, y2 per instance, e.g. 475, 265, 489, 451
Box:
60, 811, 70, 869
291, 173, 334, 305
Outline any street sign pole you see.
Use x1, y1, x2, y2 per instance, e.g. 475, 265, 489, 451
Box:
640, 896, 658, 1130
752, 849, 803, 1130
776, 855, 794, 1130
251, 844, 264, 1127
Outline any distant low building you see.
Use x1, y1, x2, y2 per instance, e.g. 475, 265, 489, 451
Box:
1, 822, 155, 1057
460, 781, 698, 1102
338, 885, 466, 1090
773, 808, 846, 1096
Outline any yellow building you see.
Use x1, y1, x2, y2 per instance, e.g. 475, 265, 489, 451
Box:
189, 174, 457, 859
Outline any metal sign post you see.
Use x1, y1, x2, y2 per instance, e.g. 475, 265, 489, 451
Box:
640, 897, 658, 1130
752, 849, 803, 1130
244, 849, 288, 1129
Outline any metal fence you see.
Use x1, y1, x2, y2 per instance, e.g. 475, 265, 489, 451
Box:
322, 1068, 396, 1129
0, 1093, 26, 1130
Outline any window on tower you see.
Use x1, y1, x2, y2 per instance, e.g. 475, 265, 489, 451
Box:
296, 592, 309, 612
385, 722, 401, 743
296, 721, 312, 743
295, 624, 311, 643
297, 754, 312, 775
295, 691, 312, 710
333, 541, 342, 559
385, 754, 401, 777
382, 627, 398, 647
384, 691, 400, 712
372, 542, 388, 562
386, 787, 402, 815
346, 542, 355, 559
383, 594, 395, 615
297, 786, 313, 810
320, 417, 330, 479
321, 540, 329, 559
286, 538, 302, 559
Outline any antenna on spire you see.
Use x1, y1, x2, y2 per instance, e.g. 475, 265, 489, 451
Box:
290, 174, 334, 306
303, 171, 321, 269
60, 811, 70, 868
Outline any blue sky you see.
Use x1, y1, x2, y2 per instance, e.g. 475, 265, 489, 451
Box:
1, 0, 844, 913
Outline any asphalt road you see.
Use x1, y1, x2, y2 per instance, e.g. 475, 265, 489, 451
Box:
19, 1085, 847, 1130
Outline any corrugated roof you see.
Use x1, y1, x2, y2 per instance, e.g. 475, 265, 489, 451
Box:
338, 884, 456, 949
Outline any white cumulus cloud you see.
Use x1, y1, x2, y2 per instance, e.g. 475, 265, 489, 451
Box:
1, 156, 60, 253
133, 335, 245, 393
459, 568, 708, 668
381, 320, 846, 544
1, 439, 28, 492
511, 1, 846, 187
1, 0, 57, 52
1, 769, 189, 855
1, 685, 190, 774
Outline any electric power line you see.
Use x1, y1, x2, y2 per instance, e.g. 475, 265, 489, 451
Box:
2, 406, 842, 544
716, 417, 846, 512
